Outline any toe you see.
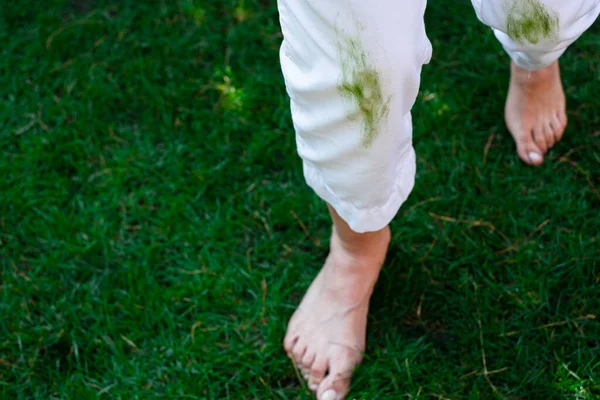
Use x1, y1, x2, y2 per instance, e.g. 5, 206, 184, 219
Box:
532, 124, 549, 154
557, 110, 568, 130
552, 113, 566, 142
317, 372, 351, 400
514, 129, 544, 166
316, 354, 359, 400
309, 355, 328, 391
526, 151, 543, 165
283, 333, 298, 355
543, 121, 556, 149
301, 350, 316, 371
300, 367, 310, 381
291, 340, 307, 364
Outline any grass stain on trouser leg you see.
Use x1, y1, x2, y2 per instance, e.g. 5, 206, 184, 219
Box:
337, 36, 391, 148
505, 0, 559, 44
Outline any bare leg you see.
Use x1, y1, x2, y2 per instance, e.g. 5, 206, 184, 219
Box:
470, 0, 600, 164
277, 0, 430, 397
283, 205, 390, 400
505, 60, 567, 165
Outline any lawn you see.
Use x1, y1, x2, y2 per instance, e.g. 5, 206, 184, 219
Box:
1, 0, 599, 399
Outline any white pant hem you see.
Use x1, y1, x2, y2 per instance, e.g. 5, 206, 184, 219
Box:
303, 149, 416, 233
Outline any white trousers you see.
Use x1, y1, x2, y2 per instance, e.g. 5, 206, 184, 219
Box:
277, 0, 600, 233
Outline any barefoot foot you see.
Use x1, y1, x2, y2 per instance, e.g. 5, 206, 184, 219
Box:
505, 60, 567, 165
283, 212, 390, 400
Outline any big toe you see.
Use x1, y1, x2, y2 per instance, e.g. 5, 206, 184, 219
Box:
317, 372, 351, 400
515, 131, 544, 166
317, 354, 360, 400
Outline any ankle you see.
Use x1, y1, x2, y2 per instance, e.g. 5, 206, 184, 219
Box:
331, 224, 390, 259
511, 61, 557, 84
326, 203, 390, 259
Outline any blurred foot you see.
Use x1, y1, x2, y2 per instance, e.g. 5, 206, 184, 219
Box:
505, 60, 567, 165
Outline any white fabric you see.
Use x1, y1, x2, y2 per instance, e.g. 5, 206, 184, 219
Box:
277, 0, 598, 233
472, 0, 600, 70
277, 0, 431, 233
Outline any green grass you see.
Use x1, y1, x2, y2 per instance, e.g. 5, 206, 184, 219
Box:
1, 0, 599, 399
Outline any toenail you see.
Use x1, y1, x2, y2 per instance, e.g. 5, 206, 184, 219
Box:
528, 152, 542, 163
321, 389, 337, 400
309, 384, 318, 391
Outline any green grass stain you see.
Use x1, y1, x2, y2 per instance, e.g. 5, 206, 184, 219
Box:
506, 0, 559, 44
338, 36, 390, 148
